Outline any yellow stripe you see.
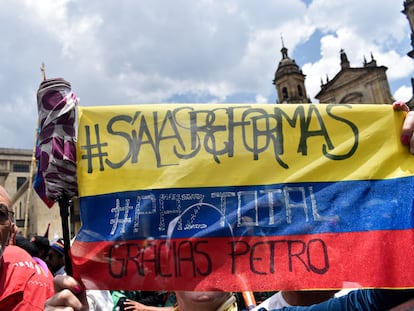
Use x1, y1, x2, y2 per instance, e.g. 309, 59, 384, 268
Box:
76, 103, 412, 197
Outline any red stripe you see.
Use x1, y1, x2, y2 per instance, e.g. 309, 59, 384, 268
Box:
71, 229, 414, 291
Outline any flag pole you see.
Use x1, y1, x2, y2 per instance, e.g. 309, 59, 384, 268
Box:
22, 128, 38, 237
58, 194, 73, 276
23, 64, 47, 237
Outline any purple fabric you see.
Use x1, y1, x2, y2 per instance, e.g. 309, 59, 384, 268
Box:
34, 78, 79, 203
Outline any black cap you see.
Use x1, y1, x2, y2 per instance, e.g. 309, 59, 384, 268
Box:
30, 235, 50, 251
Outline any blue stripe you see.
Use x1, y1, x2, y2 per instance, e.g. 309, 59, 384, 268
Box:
76, 176, 414, 242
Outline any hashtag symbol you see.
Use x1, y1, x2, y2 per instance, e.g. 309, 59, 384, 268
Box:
81, 124, 108, 173
110, 199, 133, 235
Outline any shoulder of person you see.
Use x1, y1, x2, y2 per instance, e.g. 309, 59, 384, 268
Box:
0, 245, 54, 309
3, 245, 33, 262
3, 245, 53, 281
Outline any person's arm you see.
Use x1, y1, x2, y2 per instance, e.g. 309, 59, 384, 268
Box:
44, 274, 89, 311
393, 101, 414, 154
258, 289, 414, 311
122, 299, 173, 311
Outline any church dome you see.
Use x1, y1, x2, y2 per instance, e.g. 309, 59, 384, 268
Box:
274, 47, 303, 80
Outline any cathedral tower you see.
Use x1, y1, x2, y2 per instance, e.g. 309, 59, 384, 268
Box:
273, 43, 310, 103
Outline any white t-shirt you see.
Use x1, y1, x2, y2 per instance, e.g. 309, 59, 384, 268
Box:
87, 290, 114, 311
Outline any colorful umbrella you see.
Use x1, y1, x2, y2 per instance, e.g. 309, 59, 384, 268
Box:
35, 77, 79, 275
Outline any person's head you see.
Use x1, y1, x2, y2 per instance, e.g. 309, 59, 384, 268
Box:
175, 291, 233, 311
0, 185, 15, 260
30, 235, 50, 260
46, 238, 65, 275
16, 234, 40, 257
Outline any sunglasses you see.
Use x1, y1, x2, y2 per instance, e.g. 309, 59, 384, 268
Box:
0, 203, 14, 224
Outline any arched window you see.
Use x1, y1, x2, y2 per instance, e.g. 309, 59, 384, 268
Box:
282, 87, 288, 100
340, 92, 364, 104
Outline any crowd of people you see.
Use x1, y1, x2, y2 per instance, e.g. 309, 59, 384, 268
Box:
1, 102, 414, 310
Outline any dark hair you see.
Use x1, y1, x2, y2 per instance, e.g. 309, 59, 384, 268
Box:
50, 238, 65, 256
31, 235, 50, 251
116, 297, 128, 311
16, 235, 40, 257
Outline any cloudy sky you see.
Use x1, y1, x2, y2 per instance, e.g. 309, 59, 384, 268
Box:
1, 0, 414, 149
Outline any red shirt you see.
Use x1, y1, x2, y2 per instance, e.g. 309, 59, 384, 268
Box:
0, 245, 55, 310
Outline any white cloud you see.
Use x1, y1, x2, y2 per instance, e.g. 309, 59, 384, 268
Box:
255, 94, 268, 103
0, 0, 413, 148
394, 85, 413, 102
377, 52, 414, 80
292, 1, 414, 101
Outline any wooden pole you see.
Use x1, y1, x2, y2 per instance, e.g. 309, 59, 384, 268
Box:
22, 133, 37, 238
23, 62, 46, 237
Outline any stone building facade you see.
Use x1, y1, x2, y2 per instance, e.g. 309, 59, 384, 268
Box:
273, 1, 414, 107
0, 147, 63, 239
315, 50, 394, 104
273, 48, 394, 105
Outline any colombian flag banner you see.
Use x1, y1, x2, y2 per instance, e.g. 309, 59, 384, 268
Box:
71, 103, 414, 292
